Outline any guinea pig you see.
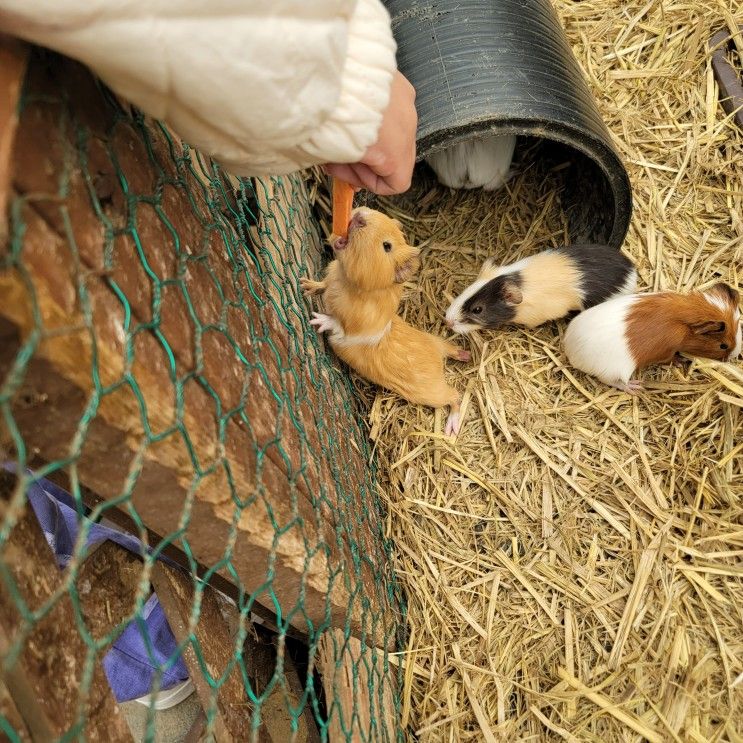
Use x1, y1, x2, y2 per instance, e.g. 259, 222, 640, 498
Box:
563, 282, 742, 393
301, 207, 421, 337
426, 134, 517, 191
445, 243, 637, 332
301, 207, 470, 436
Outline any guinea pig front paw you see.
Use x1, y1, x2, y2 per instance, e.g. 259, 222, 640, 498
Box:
310, 312, 340, 335
300, 278, 324, 296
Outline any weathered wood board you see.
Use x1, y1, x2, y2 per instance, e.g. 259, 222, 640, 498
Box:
0, 48, 398, 649
0, 471, 131, 742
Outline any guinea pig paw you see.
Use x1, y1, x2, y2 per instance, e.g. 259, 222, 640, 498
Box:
444, 411, 461, 437
621, 380, 644, 395
310, 312, 337, 335
300, 278, 322, 296
455, 349, 471, 363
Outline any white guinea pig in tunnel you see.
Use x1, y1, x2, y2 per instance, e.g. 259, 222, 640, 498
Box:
445, 243, 637, 332
426, 135, 517, 191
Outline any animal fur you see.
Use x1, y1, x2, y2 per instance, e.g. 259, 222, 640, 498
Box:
302, 207, 469, 435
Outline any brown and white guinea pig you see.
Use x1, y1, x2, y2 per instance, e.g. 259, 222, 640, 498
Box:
564, 283, 742, 393
301, 207, 470, 436
445, 244, 637, 332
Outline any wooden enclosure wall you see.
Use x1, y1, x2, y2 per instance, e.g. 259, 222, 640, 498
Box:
0, 49, 398, 648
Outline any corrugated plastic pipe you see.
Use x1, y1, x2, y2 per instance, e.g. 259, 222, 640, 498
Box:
384, 0, 633, 249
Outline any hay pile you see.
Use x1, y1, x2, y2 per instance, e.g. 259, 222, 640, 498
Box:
364, 1, 743, 739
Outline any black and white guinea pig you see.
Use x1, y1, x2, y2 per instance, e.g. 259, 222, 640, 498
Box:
445, 243, 637, 333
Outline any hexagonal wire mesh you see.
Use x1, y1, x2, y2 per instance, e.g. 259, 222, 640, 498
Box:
0, 50, 403, 741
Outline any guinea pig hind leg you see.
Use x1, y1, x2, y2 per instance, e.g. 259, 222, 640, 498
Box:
443, 341, 471, 363
444, 396, 462, 437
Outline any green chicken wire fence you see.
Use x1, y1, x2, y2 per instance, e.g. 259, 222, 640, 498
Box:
0, 49, 403, 741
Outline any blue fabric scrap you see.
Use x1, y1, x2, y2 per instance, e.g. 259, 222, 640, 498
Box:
3, 464, 190, 703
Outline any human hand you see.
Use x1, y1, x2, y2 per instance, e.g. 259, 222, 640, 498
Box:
324, 70, 417, 196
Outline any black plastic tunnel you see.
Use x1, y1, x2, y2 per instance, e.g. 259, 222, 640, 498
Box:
383, 0, 633, 249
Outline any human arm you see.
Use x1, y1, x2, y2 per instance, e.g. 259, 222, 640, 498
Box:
0, 0, 402, 179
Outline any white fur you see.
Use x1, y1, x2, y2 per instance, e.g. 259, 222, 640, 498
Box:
335, 322, 392, 348
563, 295, 640, 389
0, 0, 398, 177
310, 312, 339, 335
703, 292, 742, 360
445, 277, 488, 333
703, 291, 728, 314
426, 135, 517, 191
445, 261, 524, 333
310, 312, 391, 347
617, 268, 638, 297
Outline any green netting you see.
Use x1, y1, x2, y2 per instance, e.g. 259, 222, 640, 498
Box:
0, 50, 403, 741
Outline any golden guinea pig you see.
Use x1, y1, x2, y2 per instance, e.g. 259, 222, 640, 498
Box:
301, 207, 470, 435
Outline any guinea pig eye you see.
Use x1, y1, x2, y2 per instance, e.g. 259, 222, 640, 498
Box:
383, 241, 392, 253
720, 343, 729, 350
471, 306, 483, 315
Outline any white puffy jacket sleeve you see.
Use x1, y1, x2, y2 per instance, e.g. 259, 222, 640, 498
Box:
0, 0, 397, 177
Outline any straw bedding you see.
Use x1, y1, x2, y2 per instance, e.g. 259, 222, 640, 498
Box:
317, 1, 743, 740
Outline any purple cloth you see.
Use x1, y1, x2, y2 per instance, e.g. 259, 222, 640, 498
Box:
4, 465, 190, 702
102, 593, 188, 701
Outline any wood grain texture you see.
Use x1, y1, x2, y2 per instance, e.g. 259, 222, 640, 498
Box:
0, 471, 131, 742
0, 51, 396, 646
0, 36, 28, 243
317, 628, 397, 743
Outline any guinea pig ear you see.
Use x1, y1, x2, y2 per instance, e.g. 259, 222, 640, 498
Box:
395, 256, 420, 284
501, 282, 523, 306
392, 218, 403, 229
690, 320, 726, 335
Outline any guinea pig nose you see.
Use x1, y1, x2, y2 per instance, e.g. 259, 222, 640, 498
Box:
445, 318, 454, 329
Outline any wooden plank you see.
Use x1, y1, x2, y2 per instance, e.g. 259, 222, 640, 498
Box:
0, 471, 131, 742
0, 679, 32, 742
317, 628, 398, 743
150, 562, 252, 742
150, 566, 322, 743
0, 206, 350, 639
0, 622, 54, 743
240, 624, 322, 743
76, 541, 142, 642
0, 36, 28, 243
280, 641, 323, 743
0, 50, 393, 644
26, 462, 305, 643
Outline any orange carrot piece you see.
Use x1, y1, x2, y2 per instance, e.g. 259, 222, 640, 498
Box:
332, 178, 355, 238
